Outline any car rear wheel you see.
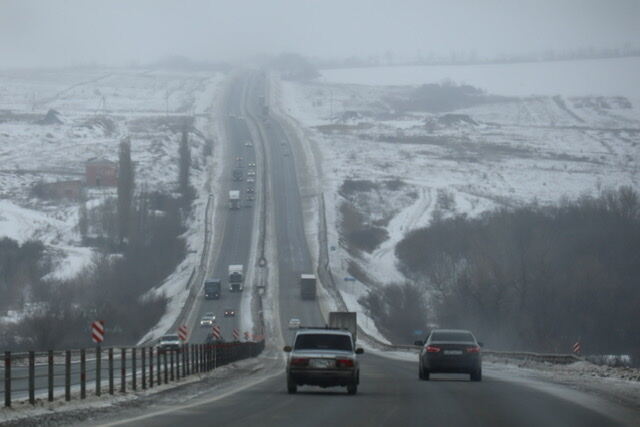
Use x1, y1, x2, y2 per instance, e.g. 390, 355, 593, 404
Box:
421, 367, 430, 381
347, 384, 357, 395
470, 368, 482, 382
287, 376, 297, 394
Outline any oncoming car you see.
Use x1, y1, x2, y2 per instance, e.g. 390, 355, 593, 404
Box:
158, 334, 181, 351
284, 328, 363, 395
416, 329, 483, 381
200, 312, 216, 327
224, 308, 236, 317
288, 318, 301, 329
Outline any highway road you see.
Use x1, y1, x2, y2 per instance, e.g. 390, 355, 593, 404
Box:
101, 71, 640, 426
107, 354, 633, 427
243, 73, 324, 335
188, 73, 259, 345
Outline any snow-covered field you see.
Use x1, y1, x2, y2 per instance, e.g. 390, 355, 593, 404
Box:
321, 57, 640, 98
277, 57, 640, 319
0, 67, 223, 319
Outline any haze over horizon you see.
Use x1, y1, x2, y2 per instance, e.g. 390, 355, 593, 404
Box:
1, 0, 639, 68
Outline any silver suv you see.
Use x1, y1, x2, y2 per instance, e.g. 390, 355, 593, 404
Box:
284, 328, 363, 395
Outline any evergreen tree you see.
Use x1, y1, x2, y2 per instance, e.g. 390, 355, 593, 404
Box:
178, 125, 192, 208
117, 137, 135, 245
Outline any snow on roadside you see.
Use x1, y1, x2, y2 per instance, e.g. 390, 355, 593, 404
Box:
483, 356, 640, 413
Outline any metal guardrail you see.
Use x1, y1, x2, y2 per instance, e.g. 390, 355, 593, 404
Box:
359, 343, 581, 365
2, 341, 265, 407
481, 350, 581, 365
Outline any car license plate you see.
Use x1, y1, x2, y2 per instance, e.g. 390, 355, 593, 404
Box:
310, 359, 333, 368
444, 350, 463, 355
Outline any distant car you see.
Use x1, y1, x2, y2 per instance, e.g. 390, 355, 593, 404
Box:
224, 308, 236, 317
288, 318, 301, 329
244, 141, 252, 147
236, 156, 243, 162
200, 313, 216, 327
246, 187, 255, 193
247, 194, 255, 201
284, 328, 363, 394
248, 162, 256, 168
247, 170, 256, 176
416, 329, 482, 382
247, 177, 255, 184
158, 334, 181, 351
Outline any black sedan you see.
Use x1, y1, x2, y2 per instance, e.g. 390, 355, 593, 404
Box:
416, 329, 482, 381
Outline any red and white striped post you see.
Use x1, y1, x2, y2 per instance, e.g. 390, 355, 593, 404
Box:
232, 328, 240, 341
91, 320, 104, 396
572, 341, 581, 355
178, 325, 188, 342
92, 320, 105, 343
211, 325, 221, 340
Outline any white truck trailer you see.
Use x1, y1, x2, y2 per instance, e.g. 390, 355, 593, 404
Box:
229, 190, 240, 210
228, 264, 244, 291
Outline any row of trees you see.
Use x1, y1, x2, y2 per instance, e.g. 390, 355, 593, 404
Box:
389, 187, 640, 362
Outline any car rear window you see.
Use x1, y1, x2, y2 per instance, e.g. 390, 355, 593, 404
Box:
429, 331, 475, 343
294, 334, 353, 351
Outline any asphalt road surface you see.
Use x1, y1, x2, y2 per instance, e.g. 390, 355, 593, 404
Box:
188, 73, 258, 345
107, 353, 632, 427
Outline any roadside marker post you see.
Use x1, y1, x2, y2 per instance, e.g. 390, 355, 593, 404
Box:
178, 325, 188, 342
211, 325, 222, 340
572, 341, 581, 355
92, 319, 105, 396
91, 320, 105, 344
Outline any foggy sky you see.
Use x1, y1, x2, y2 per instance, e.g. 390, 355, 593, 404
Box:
1, 0, 638, 68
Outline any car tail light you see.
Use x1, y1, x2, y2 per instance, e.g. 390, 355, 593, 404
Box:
336, 358, 354, 368
290, 357, 309, 366
466, 346, 481, 353
426, 345, 441, 353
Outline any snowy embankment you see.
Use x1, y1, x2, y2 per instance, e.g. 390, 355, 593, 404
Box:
276, 56, 640, 339
0, 68, 224, 325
